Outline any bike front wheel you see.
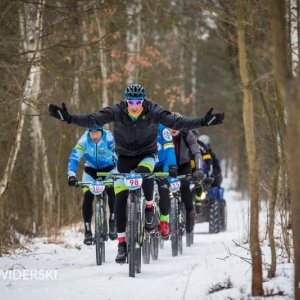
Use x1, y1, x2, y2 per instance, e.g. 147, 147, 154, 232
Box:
128, 201, 137, 277
95, 202, 106, 265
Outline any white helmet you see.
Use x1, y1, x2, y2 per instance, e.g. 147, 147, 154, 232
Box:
198, 134, 210, 146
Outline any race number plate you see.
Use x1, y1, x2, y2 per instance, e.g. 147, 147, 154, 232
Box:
90, 180, 105, 195
124, 173, 143, 190
168, 177, 181, 193
153, 181, 159, 195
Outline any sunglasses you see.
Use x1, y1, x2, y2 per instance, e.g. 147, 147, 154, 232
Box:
127, 100, 143, 105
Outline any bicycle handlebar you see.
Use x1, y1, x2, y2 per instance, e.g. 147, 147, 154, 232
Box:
76, 179, 113, 188
96, 171, 194, 181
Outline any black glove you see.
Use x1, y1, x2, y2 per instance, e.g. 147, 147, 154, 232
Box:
168, 165, 178, 178
194, 168, 204, 181
68, 176, 78, 186
203, 108, 224, 126
49, 102, 71, 122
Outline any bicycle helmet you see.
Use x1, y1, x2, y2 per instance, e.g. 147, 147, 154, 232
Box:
87, 126, 103, 132
198, 134, 210, 146
124, 84, 146, 100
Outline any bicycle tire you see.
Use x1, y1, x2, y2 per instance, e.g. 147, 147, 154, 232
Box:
142, 232, 151, 264
151, 203, 160, 260
150, 233, 159, 260
136, 193, 145, 272
170, 197, 178, 257
95, 202, 105, 265
128, 201, 137, 277
159, 237, 164, 249
178, 201, 184, 255
186, 232, 192, 247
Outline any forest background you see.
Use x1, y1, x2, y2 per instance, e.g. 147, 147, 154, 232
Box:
0, 0, 300, 297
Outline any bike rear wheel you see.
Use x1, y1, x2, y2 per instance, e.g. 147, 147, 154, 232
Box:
150, 233, 159, 260
170, 197, 178, 257
178, 232, 183, 255
142, 232, 151, 264
159, 237, 164, 249
186, 232, 193, 247
136, 195, 145, 272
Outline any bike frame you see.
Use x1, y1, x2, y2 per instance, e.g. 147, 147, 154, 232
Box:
77, 178, 112, 265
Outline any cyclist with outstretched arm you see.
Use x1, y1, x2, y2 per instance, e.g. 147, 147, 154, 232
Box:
49, 83, 225, 264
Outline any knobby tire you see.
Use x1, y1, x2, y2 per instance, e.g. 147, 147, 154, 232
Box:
170, 197, 178, 257
128, 201, 137, 277
95, 202, 105, 265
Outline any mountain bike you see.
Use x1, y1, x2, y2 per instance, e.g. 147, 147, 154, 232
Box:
168, 176, 184, 257
77, 177, 113, 265
168, 174, 196, 256
98, 170, 162, 277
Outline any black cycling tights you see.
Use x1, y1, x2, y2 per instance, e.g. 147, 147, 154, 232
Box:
82, 186, 115, 223
114, 154, 154, 233
178, 163, 194, 212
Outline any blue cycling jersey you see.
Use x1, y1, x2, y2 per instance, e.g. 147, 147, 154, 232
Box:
155, 124, 177, 171
68, 129, 116, 177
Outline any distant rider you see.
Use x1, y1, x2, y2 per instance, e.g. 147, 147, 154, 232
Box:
67, 127, 117, 245
169, 116, 205, 234
154, 124, 178, 239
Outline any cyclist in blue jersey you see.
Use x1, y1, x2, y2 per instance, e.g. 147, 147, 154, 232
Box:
68, 126, 117, 245
154, 124, 178, 239
49, 83, 224, 263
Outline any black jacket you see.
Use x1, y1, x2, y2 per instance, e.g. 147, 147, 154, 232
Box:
174, 131, 202, 168
69, 99, 205, 156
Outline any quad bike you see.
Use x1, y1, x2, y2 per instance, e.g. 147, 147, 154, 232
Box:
195, 178, 227, 233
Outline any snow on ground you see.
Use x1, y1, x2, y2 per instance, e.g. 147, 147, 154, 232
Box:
0, 175, 294, 300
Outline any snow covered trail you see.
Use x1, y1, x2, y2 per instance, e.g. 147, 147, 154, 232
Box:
0, 178, 293, 300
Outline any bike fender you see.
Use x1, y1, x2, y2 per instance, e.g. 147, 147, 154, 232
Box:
207, 187, 225, 203
218, 188, 224, 203
207, 187, 219, 200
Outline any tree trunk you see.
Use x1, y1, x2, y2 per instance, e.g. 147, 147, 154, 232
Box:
0, 0, 46, 252
94, 5, 109, 108
236, 0, 263, 296
190, 48, 197, 117
21, 1, 53, 235
268, 1, 300, 298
